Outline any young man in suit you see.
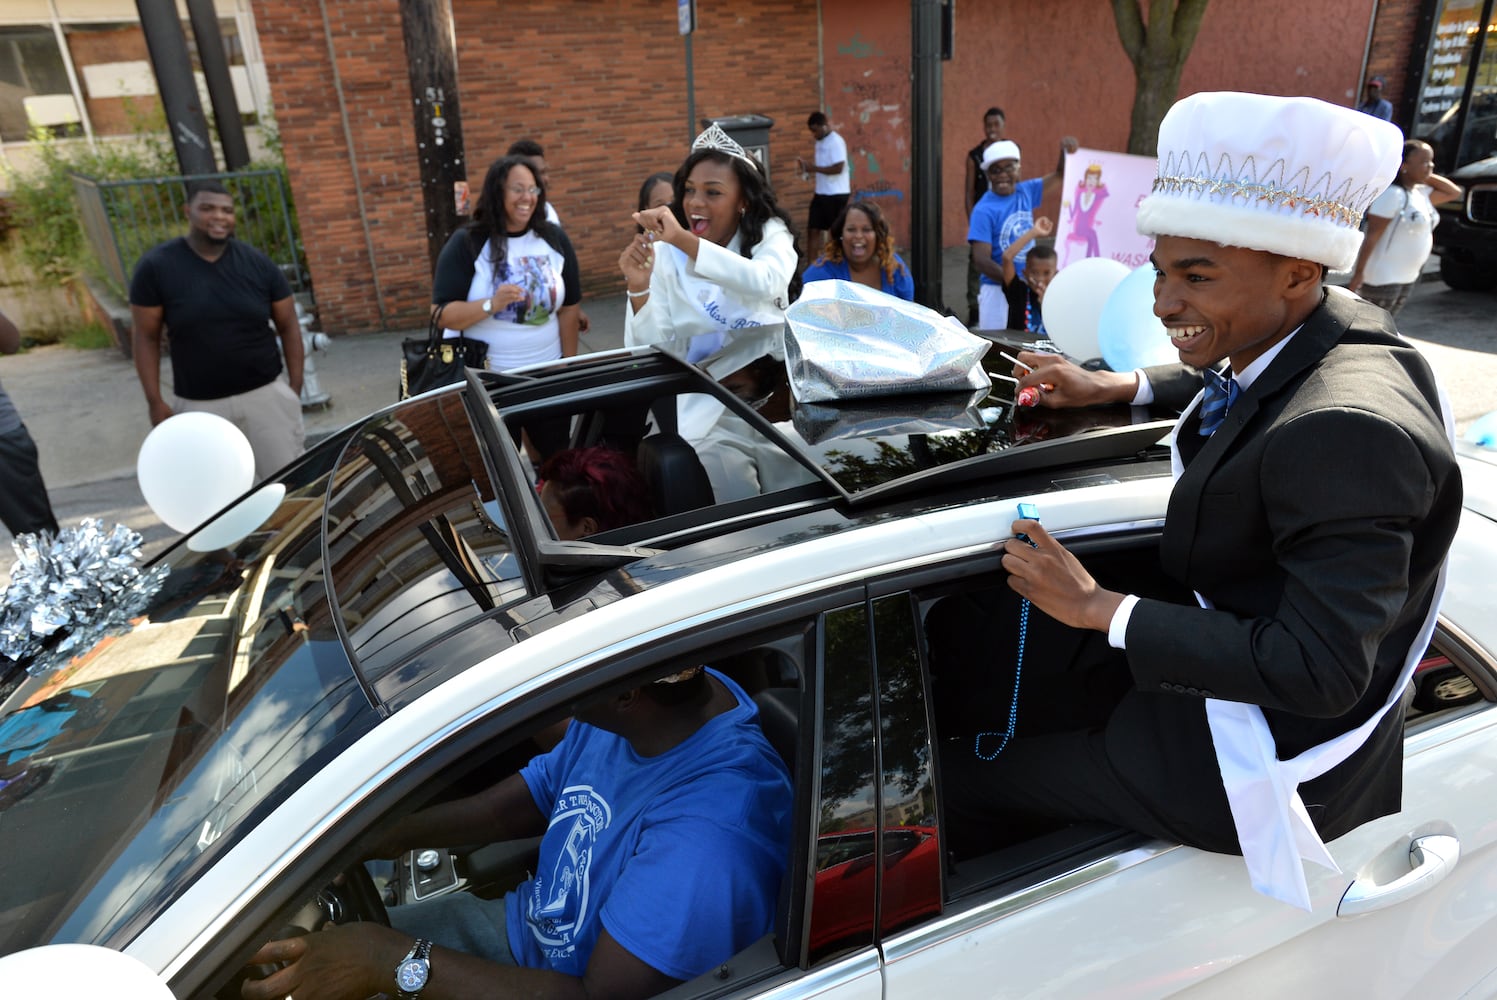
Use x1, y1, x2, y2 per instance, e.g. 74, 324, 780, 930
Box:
950, 92, 1461, 909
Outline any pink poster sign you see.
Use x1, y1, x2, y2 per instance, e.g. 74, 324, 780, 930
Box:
1053, 147, 1158, 271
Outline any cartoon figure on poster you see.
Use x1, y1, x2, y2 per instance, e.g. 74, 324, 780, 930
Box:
1063, 163, 1109, 265
1053, 147, 1156, 272
493, 255, 559, 326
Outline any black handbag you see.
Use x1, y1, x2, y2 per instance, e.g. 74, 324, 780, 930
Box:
399, 304, 489, 399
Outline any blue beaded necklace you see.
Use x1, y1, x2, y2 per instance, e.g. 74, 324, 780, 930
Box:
975, 595, 1028, 759
975, 506, 1038, 759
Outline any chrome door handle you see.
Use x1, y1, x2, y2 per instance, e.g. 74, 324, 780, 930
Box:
1337, 834, 1461, 917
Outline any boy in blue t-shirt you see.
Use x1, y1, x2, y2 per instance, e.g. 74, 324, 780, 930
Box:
967, 135, 1078, 329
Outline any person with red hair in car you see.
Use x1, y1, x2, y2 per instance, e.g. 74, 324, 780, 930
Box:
536, 446, 654, 540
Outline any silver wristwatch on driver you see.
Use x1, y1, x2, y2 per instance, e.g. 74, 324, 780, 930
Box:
394, 937, 432, 999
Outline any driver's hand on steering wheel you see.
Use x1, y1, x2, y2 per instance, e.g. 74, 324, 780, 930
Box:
241, 923, 408, 1000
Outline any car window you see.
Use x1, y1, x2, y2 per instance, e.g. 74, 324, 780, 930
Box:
324, 393, 530, 700
868, 593, 941, 937
0, 438, 379, 954
203, 626, 813, 1000
809, 603, 878, 963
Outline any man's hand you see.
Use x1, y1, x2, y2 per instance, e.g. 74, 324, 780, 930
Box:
1001, 519, 1122, 633
240, 923, 404, 1000
147, 398, 174, 426
1014, 350, 1138, 409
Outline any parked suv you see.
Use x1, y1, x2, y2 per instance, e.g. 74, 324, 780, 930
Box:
1434, 154, 1497, 291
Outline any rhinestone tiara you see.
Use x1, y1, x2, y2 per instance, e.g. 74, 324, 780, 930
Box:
692, 124, 763, 173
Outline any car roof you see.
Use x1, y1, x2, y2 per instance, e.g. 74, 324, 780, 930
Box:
451, 339, 1174, 618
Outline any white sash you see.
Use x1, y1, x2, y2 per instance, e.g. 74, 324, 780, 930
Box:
1169, 381, 1454, 910
654, 242, 785, 363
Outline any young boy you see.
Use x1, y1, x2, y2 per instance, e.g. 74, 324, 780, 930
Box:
1000, 217, 1056, 336
967, 136, 1076, 329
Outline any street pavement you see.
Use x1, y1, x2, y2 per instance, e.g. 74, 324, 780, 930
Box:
2, 245, 1494, 583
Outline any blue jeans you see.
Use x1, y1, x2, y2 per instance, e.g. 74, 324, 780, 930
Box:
388, 890, 518, 966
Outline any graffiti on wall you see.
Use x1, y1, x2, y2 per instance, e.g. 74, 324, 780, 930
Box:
835, 46, 910, 235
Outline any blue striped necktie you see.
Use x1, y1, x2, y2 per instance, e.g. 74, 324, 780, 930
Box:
1198, 368, 1238, 436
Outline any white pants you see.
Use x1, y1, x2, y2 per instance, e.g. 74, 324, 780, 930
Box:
977, 283, 1009, 331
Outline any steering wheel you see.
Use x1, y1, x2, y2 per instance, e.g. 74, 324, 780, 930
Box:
317, 861, 390, 927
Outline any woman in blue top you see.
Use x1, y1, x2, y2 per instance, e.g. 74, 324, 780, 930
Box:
800, 201, 914, 300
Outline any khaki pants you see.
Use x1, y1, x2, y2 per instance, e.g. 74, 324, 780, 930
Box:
175, 378, 306, 483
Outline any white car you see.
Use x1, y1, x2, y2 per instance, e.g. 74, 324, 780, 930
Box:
1, 339, 1494, 998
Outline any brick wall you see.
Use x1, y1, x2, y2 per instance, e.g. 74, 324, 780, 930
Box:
251, 0, 818, 334
1364, 0, 1427, 126
64, 23, 158, 136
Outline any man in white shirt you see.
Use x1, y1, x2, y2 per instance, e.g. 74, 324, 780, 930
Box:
796, 112, 850, 262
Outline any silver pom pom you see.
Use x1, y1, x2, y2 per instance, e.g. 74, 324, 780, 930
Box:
0, 519, 169, 676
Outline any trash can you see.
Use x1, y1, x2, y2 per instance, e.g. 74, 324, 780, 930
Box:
701, 114, 774, 181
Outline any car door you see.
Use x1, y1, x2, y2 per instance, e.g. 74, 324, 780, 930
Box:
870, 535, 1497, 999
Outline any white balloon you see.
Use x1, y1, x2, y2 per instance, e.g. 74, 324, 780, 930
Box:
188, 483, 287, 552
1099, 263, 1179, 372
137, 412, 256, 533
0, 944, 174, 999
1041, 257, 1130, 363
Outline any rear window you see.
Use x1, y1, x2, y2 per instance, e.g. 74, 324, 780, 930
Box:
325, 392, 531, 700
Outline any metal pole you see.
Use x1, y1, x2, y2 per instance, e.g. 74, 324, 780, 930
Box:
398, 0, 469, 273
910, 0, 944, 310
686, 33, 696, 144
185, 0, 252, 170
134, 0, 217, 175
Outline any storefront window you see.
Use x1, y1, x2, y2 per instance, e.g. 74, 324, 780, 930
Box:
0, 27, 77, 142
1415, 0, 1497, 167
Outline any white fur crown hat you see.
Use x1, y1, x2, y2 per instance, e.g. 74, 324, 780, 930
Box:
1135, 91, 1404, 272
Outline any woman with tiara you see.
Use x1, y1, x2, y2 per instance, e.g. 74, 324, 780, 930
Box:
619, 125, 801, 363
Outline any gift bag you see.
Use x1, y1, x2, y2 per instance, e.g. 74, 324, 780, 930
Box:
784, 279, 991, 403
399, 305, 489, 400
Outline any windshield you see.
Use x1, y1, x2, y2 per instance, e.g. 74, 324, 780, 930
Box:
0, 426, 377, 952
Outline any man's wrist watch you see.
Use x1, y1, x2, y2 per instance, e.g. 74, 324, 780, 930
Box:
394, 938, 432, 999
480, 296, 493, 313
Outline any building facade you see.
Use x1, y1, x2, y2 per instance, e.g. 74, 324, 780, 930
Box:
0, 0, 276, 179
249, 0, 1415, 334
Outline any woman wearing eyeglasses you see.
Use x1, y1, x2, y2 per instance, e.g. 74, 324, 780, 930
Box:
432, 154, 582, 370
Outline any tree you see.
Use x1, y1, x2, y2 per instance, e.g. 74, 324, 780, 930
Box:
1111, 0, 1213, 156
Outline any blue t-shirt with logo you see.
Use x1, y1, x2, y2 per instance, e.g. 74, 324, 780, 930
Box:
967, 177, 1045, 286
508, 669, 792, 980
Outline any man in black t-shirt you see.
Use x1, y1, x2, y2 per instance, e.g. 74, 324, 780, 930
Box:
130, 182, 305, 483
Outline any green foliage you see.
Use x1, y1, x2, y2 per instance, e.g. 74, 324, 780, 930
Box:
61, 321, 116, 351
2, 121, 176, 287
0, 105, 303, 295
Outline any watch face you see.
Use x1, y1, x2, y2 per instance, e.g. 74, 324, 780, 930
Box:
397, 958, 429, 991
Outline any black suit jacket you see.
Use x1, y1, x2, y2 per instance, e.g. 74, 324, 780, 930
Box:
1108, 287, 1462, 851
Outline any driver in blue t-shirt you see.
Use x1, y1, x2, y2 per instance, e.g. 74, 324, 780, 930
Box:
242, 666, 793, 1000
967, 135, 1078, 330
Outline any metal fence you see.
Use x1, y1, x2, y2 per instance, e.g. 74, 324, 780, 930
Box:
70, 169, 308, 301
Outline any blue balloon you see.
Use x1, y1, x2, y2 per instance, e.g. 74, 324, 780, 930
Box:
1464, 410, 1497, 449
1097, 264, 1178, 373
